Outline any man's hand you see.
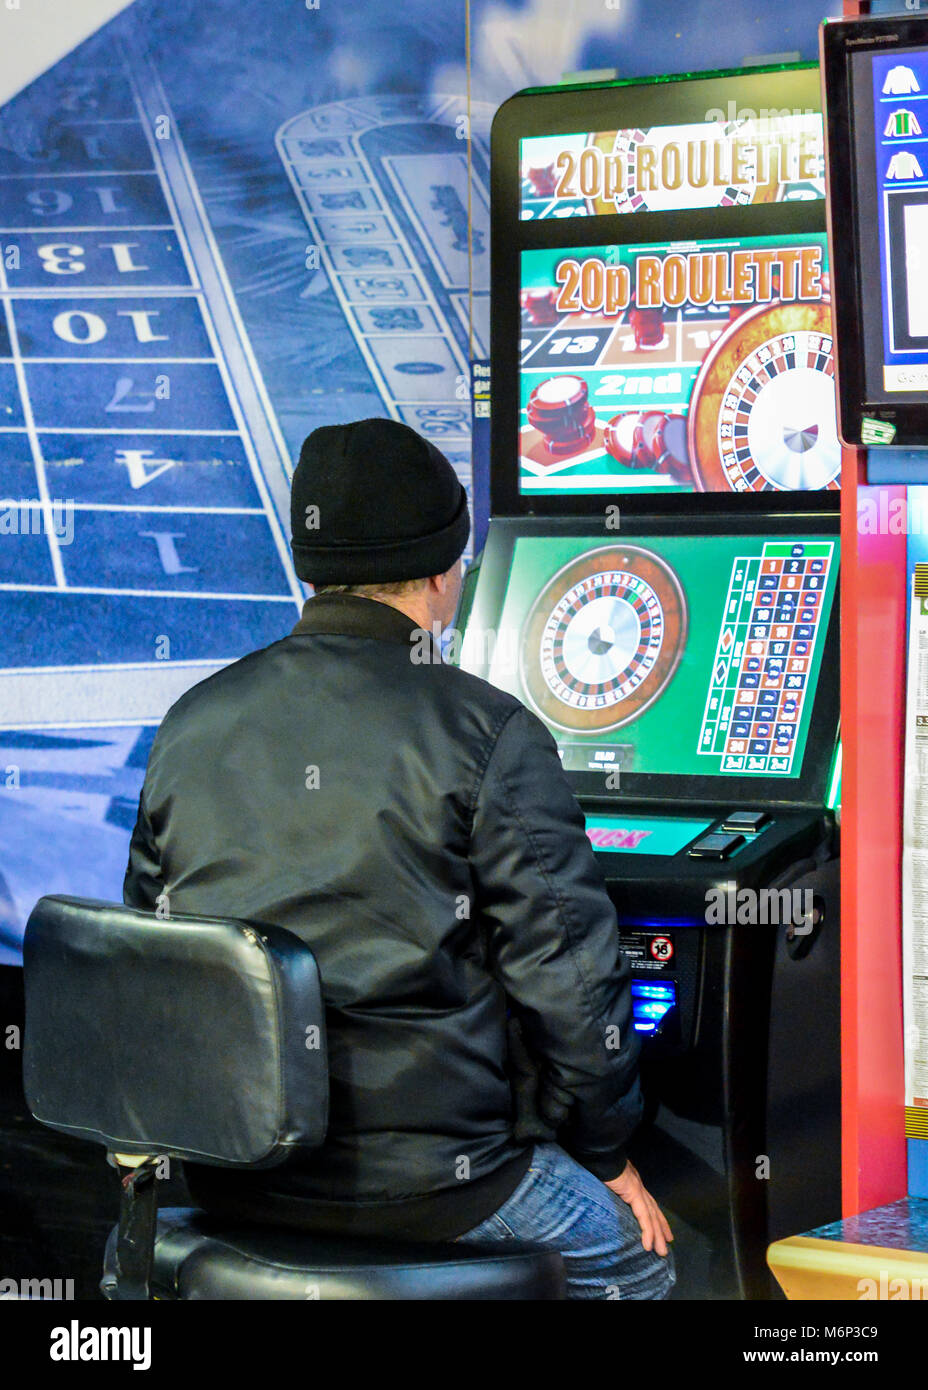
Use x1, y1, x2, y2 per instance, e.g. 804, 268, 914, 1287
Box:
604, 1161, 673, 1257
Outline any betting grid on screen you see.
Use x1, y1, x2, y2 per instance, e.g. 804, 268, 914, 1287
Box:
0, 47, 300, 732
696, 539, 834, 775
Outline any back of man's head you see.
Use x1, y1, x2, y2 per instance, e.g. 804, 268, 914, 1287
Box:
290, 418, 470, 592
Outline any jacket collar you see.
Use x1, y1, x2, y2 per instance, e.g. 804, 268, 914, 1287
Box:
290, 593, 443, 658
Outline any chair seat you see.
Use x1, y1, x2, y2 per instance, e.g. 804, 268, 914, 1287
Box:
102, 1208, 567, 1300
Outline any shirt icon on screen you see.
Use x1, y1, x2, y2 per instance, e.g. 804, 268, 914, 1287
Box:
883, 66, 921, 96
887, 151, 924, 180
885, 109, 922, 138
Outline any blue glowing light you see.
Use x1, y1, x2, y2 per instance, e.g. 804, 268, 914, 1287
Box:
631, 979, 676, 1034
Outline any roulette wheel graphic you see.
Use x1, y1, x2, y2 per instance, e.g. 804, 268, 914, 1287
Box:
687, 297, 840, 493
520, 546, 687, 733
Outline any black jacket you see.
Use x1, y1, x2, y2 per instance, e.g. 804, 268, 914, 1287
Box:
123, 593, 643, 1239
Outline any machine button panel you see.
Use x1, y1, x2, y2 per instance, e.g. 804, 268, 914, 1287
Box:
687, 832, 745, 859
719, 810, 769, 834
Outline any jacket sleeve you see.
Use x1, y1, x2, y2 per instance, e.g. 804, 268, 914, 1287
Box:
123, 788, 164, 912
469, 705, 643, 1181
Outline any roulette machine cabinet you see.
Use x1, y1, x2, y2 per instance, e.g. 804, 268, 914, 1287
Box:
457, 515, 841, 1300
457, 60, 844, 1299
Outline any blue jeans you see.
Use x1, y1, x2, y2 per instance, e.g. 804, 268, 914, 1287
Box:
455, 1143, 675, 1300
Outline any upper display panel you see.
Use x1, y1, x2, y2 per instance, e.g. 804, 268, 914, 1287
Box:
491, 62, 843, 513
519, 111, 825, 221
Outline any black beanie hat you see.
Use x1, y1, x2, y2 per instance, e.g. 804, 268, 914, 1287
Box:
290, 418, 471, 585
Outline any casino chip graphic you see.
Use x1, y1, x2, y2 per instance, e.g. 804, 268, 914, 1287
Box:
520, 546, 687, 732
526, 375, 597, 454
687, 298, 840, 492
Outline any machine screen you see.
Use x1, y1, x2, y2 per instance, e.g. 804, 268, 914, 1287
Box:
585, 813, 713, 855
851, 45, 928, 402
470, 533, 837, 777
519, 234, 839, 496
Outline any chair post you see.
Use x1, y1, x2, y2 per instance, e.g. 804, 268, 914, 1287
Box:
102, 1154, 160, 1301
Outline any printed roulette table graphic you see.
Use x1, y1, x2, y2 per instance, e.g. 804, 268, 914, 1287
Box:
688, 298, 840, 492
519, 545, 687, 731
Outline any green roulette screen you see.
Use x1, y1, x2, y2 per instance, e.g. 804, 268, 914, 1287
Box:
469, 532, 838, 780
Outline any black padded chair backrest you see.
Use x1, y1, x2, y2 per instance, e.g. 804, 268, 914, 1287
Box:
23, 896, 328, 1168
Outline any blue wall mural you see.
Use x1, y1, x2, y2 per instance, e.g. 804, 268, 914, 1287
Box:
0, 0, 841, 962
